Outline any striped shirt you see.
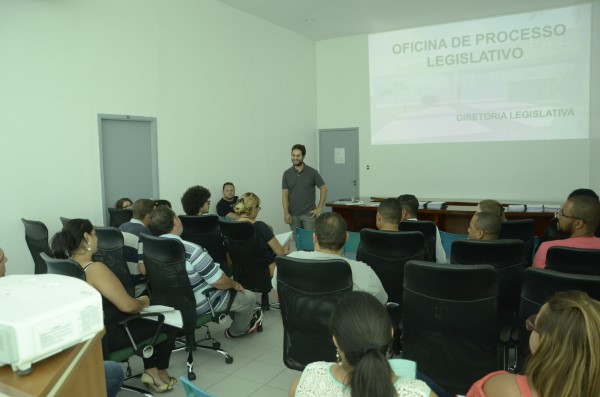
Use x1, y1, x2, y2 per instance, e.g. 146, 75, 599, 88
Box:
161, 234, 228, 314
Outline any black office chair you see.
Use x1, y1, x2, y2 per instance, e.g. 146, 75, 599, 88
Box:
402, 260, 499, 396
499, 219, 535, 264
21, 218, 52, 274
451, 239, 526, 327
40, 253, 163, 396
398, 220, 438, 262
545, 246, 600, 275
275, 256, 353, 371
94, 226, 136, 297
219, 220, 273, 310
515, 267, 600, 373
357, 229, 425, 305
108, 207, 133, 228
140, 233, 234, 380
59, 216, 71, 226
180, 215, 229, 276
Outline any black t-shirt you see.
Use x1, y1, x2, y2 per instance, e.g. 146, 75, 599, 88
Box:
216, 196, 238, 217
254, 221, 276, 264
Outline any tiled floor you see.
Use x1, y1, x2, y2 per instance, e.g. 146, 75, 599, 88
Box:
118, 294, 298, 397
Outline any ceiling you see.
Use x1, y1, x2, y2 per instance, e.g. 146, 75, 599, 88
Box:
215, 0, 590, 41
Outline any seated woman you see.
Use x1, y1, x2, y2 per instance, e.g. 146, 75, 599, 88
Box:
289, 291, 436, 397
115, 197, 133, 209
51, 219, 177, 393
234, 192, 288, 276
467, 290, 600, 397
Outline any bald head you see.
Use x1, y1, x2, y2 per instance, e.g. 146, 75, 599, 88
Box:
468, 212, 501, 240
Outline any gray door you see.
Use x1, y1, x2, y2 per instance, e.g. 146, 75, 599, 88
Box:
98, 115, 159, 225
319, 128, 359, 204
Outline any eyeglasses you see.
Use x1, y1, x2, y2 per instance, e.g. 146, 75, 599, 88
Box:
555, 208, 581, 221
525, 313, 538, 332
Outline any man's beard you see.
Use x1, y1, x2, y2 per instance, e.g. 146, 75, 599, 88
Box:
555, 220, 572, 239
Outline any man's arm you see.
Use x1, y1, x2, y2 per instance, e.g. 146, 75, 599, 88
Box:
309, 185, 328, 218
282, 189, 292, 224
211, 273, 244, 291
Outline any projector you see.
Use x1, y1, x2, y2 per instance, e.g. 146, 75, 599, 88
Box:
0, 274, 103, 375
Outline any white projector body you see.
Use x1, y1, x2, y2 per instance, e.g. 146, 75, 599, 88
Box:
0, 274, 104, 374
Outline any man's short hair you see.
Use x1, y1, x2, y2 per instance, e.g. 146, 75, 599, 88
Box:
315, 212, 347, 251
291, 144, 306, 157
181, 185, 211, 215
478, 199, 505, 218
568, 195, 600, 233
132, 199, 156, 220
397, 194, 419, 217
568, 188, 599, 200
473, 212, 501, 239
148, 206, 176, 236
378, 198, 401, 224
222, 182, 234, 191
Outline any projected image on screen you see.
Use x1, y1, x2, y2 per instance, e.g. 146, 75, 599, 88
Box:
368, 4, 591, 144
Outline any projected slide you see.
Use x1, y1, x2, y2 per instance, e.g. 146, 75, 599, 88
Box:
368, 4, 591, 144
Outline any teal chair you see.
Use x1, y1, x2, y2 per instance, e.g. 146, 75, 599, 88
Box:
343, 231, 361, 260
439, 231, 468, 259
180, 376, 218, 397
295, 227, 314, 251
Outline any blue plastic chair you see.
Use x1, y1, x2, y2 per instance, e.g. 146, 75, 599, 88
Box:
343, 231, 361, 260
180, 376, 218, 397
439, 231, 468, 259
296, 227, 315, 251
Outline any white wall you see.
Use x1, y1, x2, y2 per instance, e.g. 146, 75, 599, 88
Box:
0, 0, 316, 275
316, 4, 598, 203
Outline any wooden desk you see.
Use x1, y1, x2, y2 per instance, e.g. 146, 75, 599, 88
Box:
327, 200, 554, 236
0, 331, 107, 397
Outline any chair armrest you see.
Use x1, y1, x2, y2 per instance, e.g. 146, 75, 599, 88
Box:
118, 312, 166, 357
202, 288, 238, 323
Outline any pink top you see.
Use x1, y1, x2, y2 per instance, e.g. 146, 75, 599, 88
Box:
532, 236, 600, 269
466, 371, 533, 397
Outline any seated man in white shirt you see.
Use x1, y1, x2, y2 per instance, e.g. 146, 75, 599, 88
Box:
272, 212, 387, 304
397, 194, 447, 263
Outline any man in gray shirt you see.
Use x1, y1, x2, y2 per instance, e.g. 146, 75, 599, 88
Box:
282, 144, 327, 232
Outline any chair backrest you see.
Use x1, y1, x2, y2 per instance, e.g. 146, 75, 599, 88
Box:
295, 227, 314, 251
41, 252, 86, 280
219, 220, 271, 293
94, 226, 135, 296
21, 218, 51, 274
180, 215, 228, 274
59, 216, 71, 226
451, 239, 526, 324
402, 260, 499, 396
357, 229, 424, 304
398, 220, 438, 262
140, 233, 196, 332
107, 208, 133, 228
179, 376, 217, 397
546, 246, 600, 275
275, 256, 353, 371
499, 219, 535, 263
515, 267, 600, 372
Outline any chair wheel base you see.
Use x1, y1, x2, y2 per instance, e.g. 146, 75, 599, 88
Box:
225, 356, 233, 364
188, 372, 196, 381
213, 341, 221, 349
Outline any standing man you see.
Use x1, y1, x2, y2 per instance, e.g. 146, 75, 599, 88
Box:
282, 144, 328, 232
216, 182, 239, 220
